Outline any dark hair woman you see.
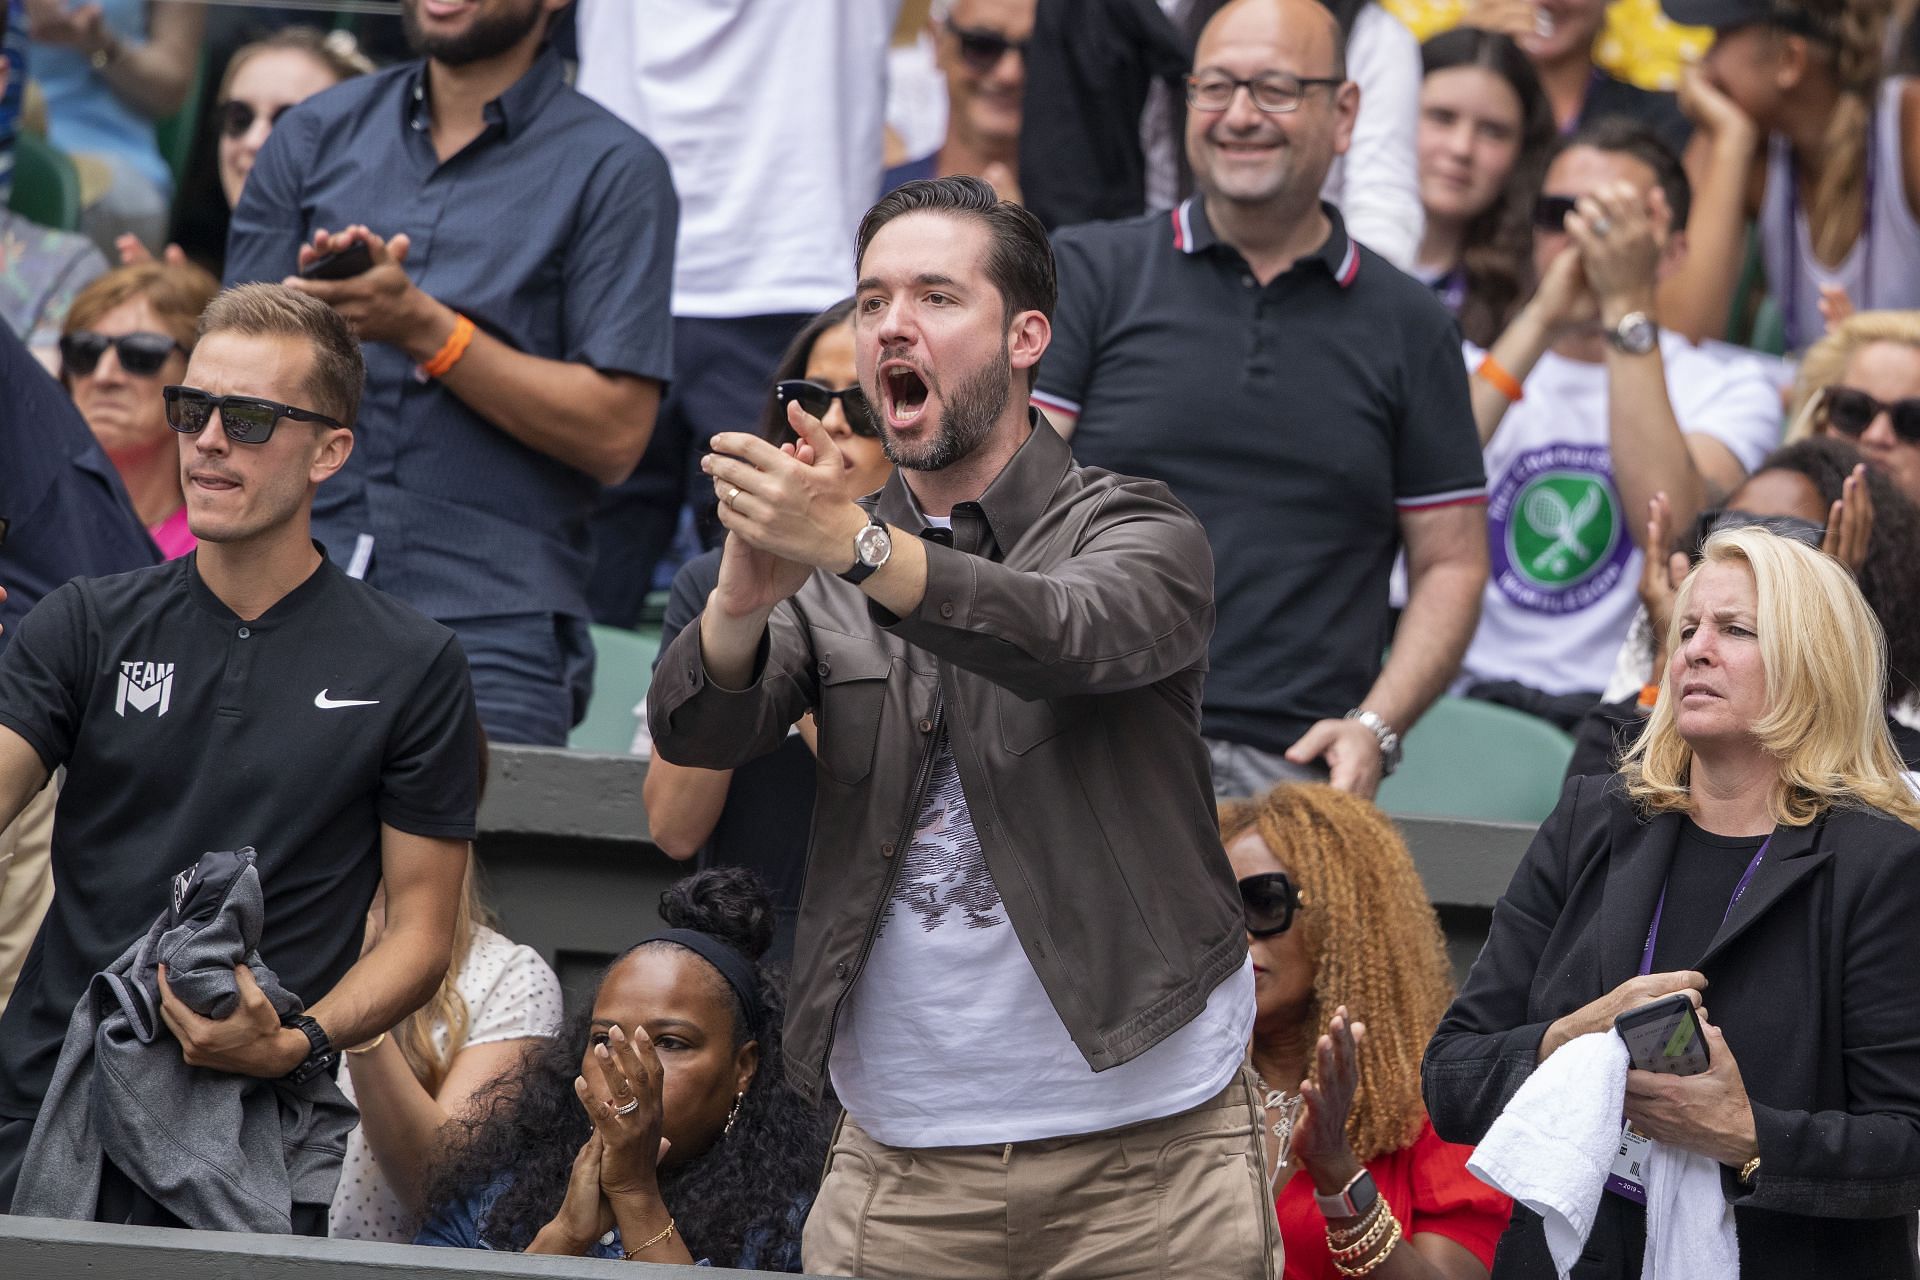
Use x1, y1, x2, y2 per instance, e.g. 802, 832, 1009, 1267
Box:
417, 868, 825, 1270
1416, 28, 1556, 346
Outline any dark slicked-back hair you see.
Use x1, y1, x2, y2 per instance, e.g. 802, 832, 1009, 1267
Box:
855, 177, 1057, 325
1544, 116, 1692, 233
198, 283, 364, 429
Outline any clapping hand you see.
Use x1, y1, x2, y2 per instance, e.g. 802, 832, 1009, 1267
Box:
1291, 1007, 1370, 1200
1821, 462, 1874, 574
577, 1024, 671, 1198
1638, 492, 1690, 680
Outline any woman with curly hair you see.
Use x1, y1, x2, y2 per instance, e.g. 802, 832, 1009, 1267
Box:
1415, 28, 1556, 346
1220, 784, 1512, 1280
416, 868, 825, 1269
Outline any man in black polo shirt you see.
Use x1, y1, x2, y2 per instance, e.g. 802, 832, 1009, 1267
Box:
226, 0, 677, 748
1034, 0, 1488, 800
0, 285, 479, 1228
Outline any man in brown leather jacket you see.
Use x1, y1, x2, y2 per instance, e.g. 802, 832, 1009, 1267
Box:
649, 176, 1276, 1279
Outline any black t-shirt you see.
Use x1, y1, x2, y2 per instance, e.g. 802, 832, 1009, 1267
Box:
655, 549, 813, 963
1038, 200, 1487, 753
0, 552, 480, 1117
1646, 820, 1770, 975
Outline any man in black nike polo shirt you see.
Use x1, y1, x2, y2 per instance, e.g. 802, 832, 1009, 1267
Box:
0, 284, 479, 1229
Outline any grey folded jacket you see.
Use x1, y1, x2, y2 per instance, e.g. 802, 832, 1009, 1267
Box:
13, 847, 357, 1232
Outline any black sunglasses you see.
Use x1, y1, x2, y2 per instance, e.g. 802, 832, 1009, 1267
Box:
1239, 872, 1305, 938
1819, 385, 1920, 444
163, 385, 345, 445
59, 330, 184, 378
948, 24, 1030, 73
1533, 194, 1579, 232
217, 99, 294, 140
773, 380, 879, 438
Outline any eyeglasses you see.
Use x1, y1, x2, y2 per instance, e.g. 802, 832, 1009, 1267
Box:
1818, 385, 1920, 444
948, 24, 1029, 73
1532, 194, 1579, 232
163, 385, 345, 445
773, 380, 880, 438
1185, 73, 1343, 115
59, 330, 185, 378
217, 99, 293, 139
1239, 872, 1305, 938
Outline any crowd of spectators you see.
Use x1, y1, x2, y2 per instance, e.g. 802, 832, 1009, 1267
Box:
5, 0, 1920, 1276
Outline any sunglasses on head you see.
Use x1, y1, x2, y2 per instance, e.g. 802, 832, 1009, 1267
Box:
1532, 194, 1579, 232
948, 24, 1029, 73
163, 385, 345, 445
217, 99, 293, 139
59, 330, 184, 378
1239, 872, 1305, 938
1819, 385, 1920, 444
773, 380, 880, 438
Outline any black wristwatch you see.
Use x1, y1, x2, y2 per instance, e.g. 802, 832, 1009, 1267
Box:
839, 518, 893, 586
281, 1013, 338, 1085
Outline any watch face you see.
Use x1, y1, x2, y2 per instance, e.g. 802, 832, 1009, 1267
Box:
1616, 314, 1657, 354
855, 523, 891, 567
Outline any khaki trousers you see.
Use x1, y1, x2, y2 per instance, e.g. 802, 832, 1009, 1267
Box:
802, 1069, 1281, 1280
0, 775, 57, 1018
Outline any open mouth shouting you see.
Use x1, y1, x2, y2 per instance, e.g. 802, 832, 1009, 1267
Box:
879, 359, 934, 432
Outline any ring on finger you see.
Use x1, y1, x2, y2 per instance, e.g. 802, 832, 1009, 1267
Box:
1589, 216, 1613, 237
614, 1098, 641, 1117
727, 485, 741, 509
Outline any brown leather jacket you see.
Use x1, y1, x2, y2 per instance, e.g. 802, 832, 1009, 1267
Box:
648, 417, 1246, 1103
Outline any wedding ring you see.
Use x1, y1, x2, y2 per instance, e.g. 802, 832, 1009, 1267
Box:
1589, 216, 1613, 237
614, 1098, 641, 1116
727, 485, 741, 508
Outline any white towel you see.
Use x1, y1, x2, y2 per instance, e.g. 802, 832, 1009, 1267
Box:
1642, 1140, 1739, 1280
1467, 1031, 1630, 1277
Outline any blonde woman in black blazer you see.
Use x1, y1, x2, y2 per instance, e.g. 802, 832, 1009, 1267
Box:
1423, 525, 1920, 1279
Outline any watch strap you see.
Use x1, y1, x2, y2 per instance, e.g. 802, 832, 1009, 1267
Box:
838, 518, 888, 585
1314, 1167, 1380, 1220
281, 1013, 337, 1084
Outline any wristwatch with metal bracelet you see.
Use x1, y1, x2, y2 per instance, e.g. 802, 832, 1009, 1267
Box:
1344, 709, 1402, 776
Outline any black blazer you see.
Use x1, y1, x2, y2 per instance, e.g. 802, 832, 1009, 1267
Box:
1423, 774, 1920, 1279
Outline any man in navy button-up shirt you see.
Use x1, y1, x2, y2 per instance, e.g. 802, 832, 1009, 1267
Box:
225, 0, 677, 745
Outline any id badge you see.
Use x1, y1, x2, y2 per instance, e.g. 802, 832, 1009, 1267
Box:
1604, 1122, 1651, 1205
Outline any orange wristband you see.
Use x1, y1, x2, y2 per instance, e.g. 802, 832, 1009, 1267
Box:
1476, 354, 1524, 403
419, 312, 475, 380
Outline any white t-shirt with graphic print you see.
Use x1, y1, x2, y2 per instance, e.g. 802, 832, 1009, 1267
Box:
1458, 333, 1781, 696
329, 927, 564, 1242
828, 730, 1255, 1149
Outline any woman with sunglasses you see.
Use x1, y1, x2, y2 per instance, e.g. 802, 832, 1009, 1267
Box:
58, 260, 219, 558
1415, 29, 1555, 347
1221, 784, 1511, 1280
115, 27, 373, 267
1786, 308, 1920, 505
640, 299, 891, 964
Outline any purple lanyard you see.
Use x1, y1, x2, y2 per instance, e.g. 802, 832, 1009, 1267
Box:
1637, 836, 1772, 977
1781, 117, 1875, 352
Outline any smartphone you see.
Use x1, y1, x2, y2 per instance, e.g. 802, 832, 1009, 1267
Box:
299, 241, 373, 281
1613, 993, 1710, 1076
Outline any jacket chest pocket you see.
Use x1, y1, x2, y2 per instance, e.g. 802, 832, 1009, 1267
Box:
815, 645, 895, 785
999, 690, 1072, 755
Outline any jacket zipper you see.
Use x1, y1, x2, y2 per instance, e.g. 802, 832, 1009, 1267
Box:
818, 689, 946, 1082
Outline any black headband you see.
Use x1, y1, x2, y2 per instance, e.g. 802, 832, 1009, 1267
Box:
643, 928, 766, 1036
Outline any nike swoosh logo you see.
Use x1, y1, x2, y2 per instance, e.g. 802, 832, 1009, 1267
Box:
314, 690, 380, 709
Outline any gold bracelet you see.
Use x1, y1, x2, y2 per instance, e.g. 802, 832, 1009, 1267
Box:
1326, 1195, 1388, 1247
622, 1217, 675, 1258
1335, 1214, 1403, 1276
1737, 1155, 1761, 1184
1328, 1203, 1395, 1261
344, 1032, 387, 1055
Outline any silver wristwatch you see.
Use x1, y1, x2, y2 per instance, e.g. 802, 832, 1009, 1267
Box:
1344, 708, 1402, 776
1607, 310, 1658, 356
839, 519, 892, 585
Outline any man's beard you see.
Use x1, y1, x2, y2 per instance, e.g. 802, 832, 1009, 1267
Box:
877, 340, 1011, 474
403, 0, 545, 66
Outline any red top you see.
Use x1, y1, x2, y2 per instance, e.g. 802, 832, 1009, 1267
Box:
1276, 1117, 1511, 1280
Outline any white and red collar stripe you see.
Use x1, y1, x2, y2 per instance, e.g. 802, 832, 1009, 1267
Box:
1171, 199, 1198, 254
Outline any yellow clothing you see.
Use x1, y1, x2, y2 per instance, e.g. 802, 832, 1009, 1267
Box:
1380, 0, 1710, 91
